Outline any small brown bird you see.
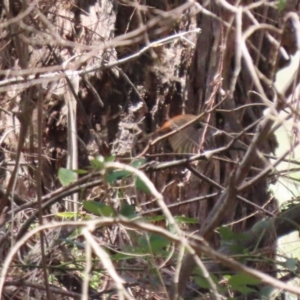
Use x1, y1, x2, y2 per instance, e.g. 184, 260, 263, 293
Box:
155, 114, 205, 154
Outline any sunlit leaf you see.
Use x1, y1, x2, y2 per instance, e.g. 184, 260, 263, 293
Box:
285, 257, 297, 271
58, 168, 77, 186
72, 169, 88, 175
90, 157, 105, 170
56, 212, 80, 218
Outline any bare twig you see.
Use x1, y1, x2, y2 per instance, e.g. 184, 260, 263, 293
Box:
2, 216, 300, 297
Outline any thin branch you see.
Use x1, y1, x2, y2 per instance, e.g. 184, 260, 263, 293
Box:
2, 215, 300, 297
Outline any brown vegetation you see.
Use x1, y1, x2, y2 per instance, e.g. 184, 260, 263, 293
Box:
0, 0, 300, 299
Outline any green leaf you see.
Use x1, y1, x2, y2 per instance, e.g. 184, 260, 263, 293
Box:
285, 258, 297, 271
218, 227, 236, 241
56, 212, 80, 219
112, 253, 133, 261
120, 203, 136, 218
194, 274, 218, 289
228, 273, 261, 288
105, 155, 116, 162
148, 234, 169, 253
228, 273, 259, 295
145, 215, 166, 222
174, 216, 199, 224
72, 169, 88, 175
90, 157, 105, 170
106, 169, 130, 183
131, 158, 146, 168
138, 234, 169, 254
234, 285, 257, 295
259, 285, 279, 299
106, 158, 146, 184
227, 244, 247, 256
218, 228, 248, 255
135, 177, 151, 194
194, 276, 211, 289
83, 201, 114, 217
277, 0, 286, 11
69, 227, 82, 238
58, 227, 81, 241
58, 168, 77, 186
